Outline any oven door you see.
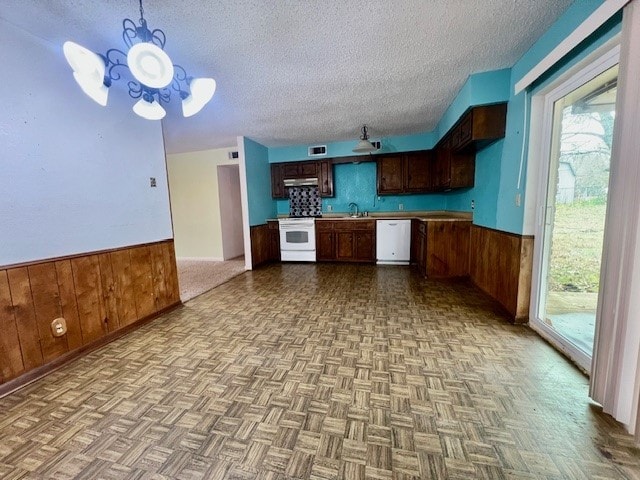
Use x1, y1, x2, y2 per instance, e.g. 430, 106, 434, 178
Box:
279, 223, 316, 251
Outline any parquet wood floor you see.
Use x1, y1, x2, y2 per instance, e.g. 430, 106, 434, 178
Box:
1, 264, 638, 479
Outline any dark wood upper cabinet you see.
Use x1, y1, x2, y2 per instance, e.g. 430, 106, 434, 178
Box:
318, 160, 334, 197
405, 150, 433, 192
450, 103, 507, 152
377, 155, 406, 194
271, 160, 334, 198
271, 164, 286, 199
433, 136, 475, 190
377, 151, 433, 195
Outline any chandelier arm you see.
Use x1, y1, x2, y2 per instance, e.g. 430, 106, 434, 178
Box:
122, 18, 138, 49
157, 88, 171, 104
150, 29, 166, 49
170, 64, 189, 93
128, 81, 144, 99
104, 48, 130, 82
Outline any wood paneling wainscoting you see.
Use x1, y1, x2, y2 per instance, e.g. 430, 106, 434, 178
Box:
469, 225, 534, 323
0, 240, 180, 394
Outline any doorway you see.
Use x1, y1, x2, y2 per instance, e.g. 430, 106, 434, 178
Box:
531, 55, 618, 371
217, 164, 245, 260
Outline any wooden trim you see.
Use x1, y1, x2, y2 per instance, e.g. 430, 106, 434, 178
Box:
0, 301, 181, 398
1, 239, 175, 270
472, 224, 534, 240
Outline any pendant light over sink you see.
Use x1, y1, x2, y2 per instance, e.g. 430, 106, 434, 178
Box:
63, 0, 216, 120
352, 125, 378, 154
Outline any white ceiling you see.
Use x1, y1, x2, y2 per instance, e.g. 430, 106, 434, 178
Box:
0, 0, 573, 154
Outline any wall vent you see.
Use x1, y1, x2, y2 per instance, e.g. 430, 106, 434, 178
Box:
308, 145, 327, 156
228, 151, 239, 160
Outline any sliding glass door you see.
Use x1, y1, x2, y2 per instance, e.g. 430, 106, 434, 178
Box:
532, 59, 618, 372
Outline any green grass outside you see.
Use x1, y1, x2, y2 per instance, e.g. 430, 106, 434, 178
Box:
548, 199, 607, 293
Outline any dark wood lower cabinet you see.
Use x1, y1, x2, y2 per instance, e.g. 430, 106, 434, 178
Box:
412, 220, 471, 278
250, 222, 281, 268
316, 220, 376, 263
426, 221, 470, 277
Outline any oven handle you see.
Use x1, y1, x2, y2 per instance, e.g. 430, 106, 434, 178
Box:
279, 224, 314, 230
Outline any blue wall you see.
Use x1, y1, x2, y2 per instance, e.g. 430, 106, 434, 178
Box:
494, 1, 621, 234
243, 137, 276, 226
261, 0, 623, 234
269, 132, 437, 163
275, 162, 452, 216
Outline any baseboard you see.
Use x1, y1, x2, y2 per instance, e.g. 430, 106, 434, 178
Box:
0, 301, 182, 398
176, 256, 224, 262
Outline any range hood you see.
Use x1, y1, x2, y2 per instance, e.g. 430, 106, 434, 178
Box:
283, 177, 319, 187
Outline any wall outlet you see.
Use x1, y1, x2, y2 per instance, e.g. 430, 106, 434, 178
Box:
327, 205, 332, 212
471, 200, 475, 210
51, 317, 67, 337
398, 203, 404, 211
150, 177, 157, 188
515, 193, 522, 207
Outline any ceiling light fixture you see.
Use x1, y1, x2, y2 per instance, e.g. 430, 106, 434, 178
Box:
63, 0, 216, 120
352, 125, 378, 154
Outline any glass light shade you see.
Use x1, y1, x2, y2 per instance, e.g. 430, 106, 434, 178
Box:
353, 139, 377, 153
127, 42, 174, 88
72, 73, 109, 106
63, 41, 109, 106
132, 98, 166, 120
182, 78, 217, 117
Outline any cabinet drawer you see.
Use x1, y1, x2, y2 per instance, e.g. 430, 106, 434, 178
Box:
334, 220, 375, 231
316, 221, 334, 230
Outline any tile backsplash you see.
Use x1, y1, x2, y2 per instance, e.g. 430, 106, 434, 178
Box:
289, 186, 322, 217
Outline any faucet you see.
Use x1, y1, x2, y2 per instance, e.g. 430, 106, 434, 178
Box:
348, 202, 359, 217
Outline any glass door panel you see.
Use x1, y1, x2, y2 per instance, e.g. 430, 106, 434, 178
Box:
538, 65, 618, 365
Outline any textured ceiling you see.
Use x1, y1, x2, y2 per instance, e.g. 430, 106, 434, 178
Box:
0, 0, 573, 153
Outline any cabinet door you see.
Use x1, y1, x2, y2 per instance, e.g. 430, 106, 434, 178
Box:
316, 231, 335, 261
354, 232, 375, 262
299, 162, 318, 177
405, 151, 432, 192
426, 221, 470, 278
282, 163, 300, 177
271, 164, 286, 199
418, 231, 427, 277
410, 220, 419, 264
377, 155, 404, 194
267, 221, 281, 261
318, 160, 334, 197
433, 137, 452, 190
335, 232, 355, 261
449, 151, 475, 188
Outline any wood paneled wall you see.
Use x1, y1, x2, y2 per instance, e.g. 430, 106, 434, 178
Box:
469, 225, 534, 323
0, 240, 180, 388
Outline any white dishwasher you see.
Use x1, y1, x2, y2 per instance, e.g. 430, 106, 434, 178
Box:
376, 219, 411, 265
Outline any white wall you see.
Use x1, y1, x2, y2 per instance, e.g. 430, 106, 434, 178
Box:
166, 147, 239, 259
0, 18, 173, 266
217, 165, 244, 260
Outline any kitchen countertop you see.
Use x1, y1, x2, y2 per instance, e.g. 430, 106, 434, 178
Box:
269, 211, 472, 222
